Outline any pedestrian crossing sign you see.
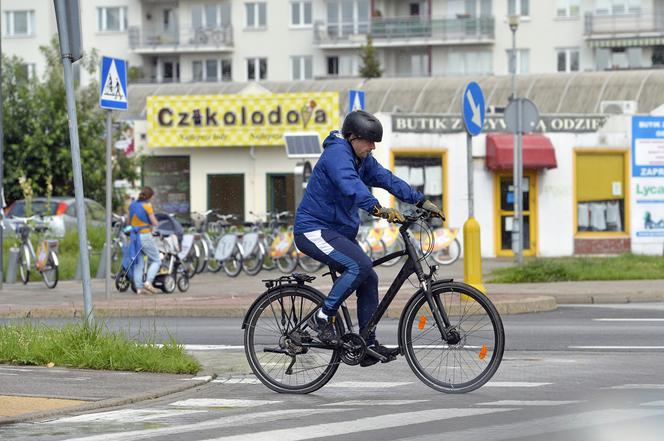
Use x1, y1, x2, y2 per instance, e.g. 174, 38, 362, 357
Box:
99, 56, 128, 110
348, 89, 365, 113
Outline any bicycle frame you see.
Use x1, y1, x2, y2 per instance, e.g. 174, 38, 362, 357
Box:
293, 216, 455, 350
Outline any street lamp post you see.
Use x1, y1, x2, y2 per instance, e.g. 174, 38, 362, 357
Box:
508, 15, 524, 265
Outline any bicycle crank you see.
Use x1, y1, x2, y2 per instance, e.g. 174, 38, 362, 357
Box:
339, 333, 366, 366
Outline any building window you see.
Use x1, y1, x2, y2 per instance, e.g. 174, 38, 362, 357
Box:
507, 0, 529, 17
292, 56, 313, 80
556, 0, 580, 17
4, 10, 35, 36
97, 7, 128, 32
291, 1, 312, 26
506, 49, 530, 74
393, 153, 445, 226
326, 0, 370, 37
446, 50, 493, 75
326, 55, 359, 76
18, 63, 36, 80
192, 3, 231, 29
595, 0, 641, 15
267, 174, 295, 214
245, 2, 267, 28
247, 57, 267, 80
575, 151, 626, 233
144, 156, 191, 216
557, 48, 580, 72
193, 59, 232, 82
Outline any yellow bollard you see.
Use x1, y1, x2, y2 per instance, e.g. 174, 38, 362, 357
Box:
463, 216, 486, 294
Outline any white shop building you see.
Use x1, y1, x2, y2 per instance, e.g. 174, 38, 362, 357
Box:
127, 71, 664, 257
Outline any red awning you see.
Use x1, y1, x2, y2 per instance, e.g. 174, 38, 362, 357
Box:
485, 133, 557, 171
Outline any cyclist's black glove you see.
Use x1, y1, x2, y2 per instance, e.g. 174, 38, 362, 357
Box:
416, 199, 446, 221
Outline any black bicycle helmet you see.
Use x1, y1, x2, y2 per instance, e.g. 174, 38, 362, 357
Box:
341, 110, 383, 142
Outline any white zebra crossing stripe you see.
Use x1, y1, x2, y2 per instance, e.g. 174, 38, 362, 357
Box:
642, 401, 664, 407
484, 382, 551, 387
610, 384, 664, 390
53, 409, 207, 423
199, 408, 514, 441
60, 409, 348, 441
326, 381, 413, 388
399, 409, 664, 441
212, 378, 262, 384
476, 400, 582, 406
169, 399, 281, 408
322, 400, 427, 406
569, 346, 664, 350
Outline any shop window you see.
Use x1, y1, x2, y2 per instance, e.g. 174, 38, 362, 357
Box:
393, 153, 444, 226
209, 174, 245, 221
575, 152, 626, 233
267, 174, 295, 214
143, 156, 191, 216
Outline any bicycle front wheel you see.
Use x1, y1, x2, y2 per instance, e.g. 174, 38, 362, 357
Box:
244, 288, 342, 394
400, 282, 504, 394
41, 251, 59, 289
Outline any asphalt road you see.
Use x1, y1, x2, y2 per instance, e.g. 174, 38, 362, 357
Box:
4, 302, 664, 350
1, 303, 664, 440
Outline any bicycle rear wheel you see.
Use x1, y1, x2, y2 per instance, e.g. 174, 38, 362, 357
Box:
400, 282, 504, 394
41, 251, 59, 289
244, 288, 342, 394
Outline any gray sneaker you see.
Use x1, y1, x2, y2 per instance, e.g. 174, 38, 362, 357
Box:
307, 311, 338, 345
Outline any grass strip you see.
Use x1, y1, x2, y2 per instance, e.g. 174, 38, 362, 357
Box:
0, 321, 201, 374
487, 253, 664, 283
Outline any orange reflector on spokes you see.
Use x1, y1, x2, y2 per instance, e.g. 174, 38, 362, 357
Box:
418, 316, 427, 330
479, 344, 488, 360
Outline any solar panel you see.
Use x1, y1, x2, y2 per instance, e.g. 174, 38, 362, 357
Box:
283, 132, 322, 159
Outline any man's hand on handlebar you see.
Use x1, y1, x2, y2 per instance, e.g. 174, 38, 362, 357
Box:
417, 199, 446, 221
371, 205, 405, 223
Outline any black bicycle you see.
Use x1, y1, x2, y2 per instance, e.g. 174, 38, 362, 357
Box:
242, 208, 504, 394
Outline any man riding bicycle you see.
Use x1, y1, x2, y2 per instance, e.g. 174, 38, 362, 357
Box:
294, 110, 443, 367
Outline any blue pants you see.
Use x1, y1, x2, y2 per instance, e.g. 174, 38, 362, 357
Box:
134, 233, 161, 289
295, 230, 379, 344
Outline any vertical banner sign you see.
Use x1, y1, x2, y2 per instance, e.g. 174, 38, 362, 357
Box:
631, 116, 664, 252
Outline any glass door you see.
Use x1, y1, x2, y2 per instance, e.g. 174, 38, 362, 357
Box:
494, 171, 537, 256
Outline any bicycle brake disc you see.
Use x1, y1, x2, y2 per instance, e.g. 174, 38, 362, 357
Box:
339, 333, 366, 366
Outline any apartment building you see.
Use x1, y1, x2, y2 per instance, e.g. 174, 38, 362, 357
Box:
3, 1, 664, 84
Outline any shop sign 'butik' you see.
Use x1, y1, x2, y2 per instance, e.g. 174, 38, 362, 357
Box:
147, 92, 340, 148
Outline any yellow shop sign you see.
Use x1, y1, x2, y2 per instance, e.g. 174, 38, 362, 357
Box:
147, 92, 340, 147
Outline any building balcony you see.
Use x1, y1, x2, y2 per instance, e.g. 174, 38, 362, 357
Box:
128, 26, 234, 54
584, 12, 664, 38
314, 15, 494, 48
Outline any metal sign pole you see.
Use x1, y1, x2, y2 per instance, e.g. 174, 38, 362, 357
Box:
105, 110, 112, 300
54, 0, 94, 326
0, 24, 4, 290
516, 99, 524, 264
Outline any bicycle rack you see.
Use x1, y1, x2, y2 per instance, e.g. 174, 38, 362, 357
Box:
262, 272, 315, 288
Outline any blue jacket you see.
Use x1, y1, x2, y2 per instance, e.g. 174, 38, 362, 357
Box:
295, 131, 423, 239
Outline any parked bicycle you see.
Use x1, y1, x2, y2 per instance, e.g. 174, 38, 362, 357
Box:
212, 214, 244, 277
13, 216, 59, 289
242, 208, 504, 394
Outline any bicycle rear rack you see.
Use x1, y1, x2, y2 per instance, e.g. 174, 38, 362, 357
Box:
262, 273, 316, 288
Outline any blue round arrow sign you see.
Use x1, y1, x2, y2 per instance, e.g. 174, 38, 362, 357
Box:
462, 82, 485, 137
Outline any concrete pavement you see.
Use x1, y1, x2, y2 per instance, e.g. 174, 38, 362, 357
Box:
0, 258, 661, 318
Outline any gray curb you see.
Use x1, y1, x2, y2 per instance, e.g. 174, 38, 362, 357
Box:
0, 373, 217, 426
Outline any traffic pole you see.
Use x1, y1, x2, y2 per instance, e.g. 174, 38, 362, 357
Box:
105, 110, 112, 300
463, 132, 486, 293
